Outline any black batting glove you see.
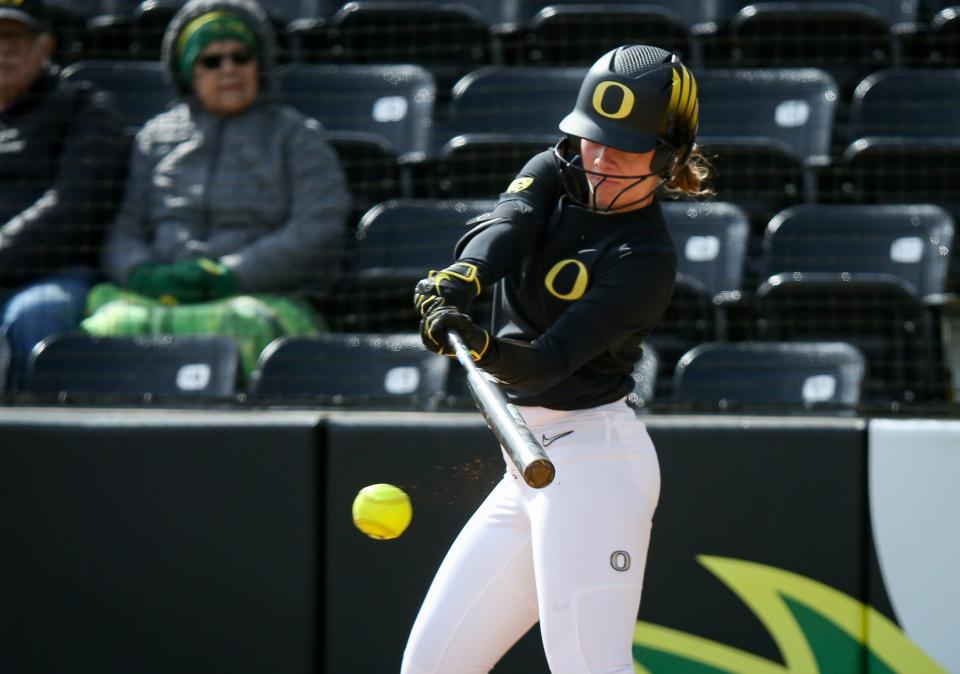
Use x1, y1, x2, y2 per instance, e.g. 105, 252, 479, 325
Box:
413, 261, 482, 317
420, 305, 492, 362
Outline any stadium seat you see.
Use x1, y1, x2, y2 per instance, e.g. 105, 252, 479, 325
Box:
522, 4, 693, 67
503, 0, 735, 29
847, 68, 960, 138
277, 63, 436, 159
695, 68, 839, 229
755, 203, 955, 402
278, 63, 436, 213
23, 334, 240, 400
327, 2, 491, 92
323, 130, 405, 222
841, 69, 960, 220
672, 341, 866, 409
0, 335, 9, 395
334, 199, 496, 331
648, 201, 750, 397
249, 333, 450, 409
729, 1, 914, 93
929, 6, 960, 65
60, 60, 170, 134
438, 66, 581, 197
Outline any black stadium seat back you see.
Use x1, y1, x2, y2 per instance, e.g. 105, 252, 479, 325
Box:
673, 341, 866, 407
341, 199, 495, 331
841, 138, 960, 221
129, 0, 182, 60
329, 1, 490, 89
45, 1, 95, 63
730, 2, 909, 91
251, 333, 449, 408
277, 63, 436, 158
662, 201, 750, 299
754, 271, 933, 401
23, 334, 239, 399
848, 69, 960, 139
438, 132, 559, 198
743, 0, 918, 26
60, 60, 170, 134
443, 68, 577, 195
758, 202, 955, 392
354, 199, 496, 273
323, 130, 404, 217
761, 203, 954, 297
449, 66, 583, 137
698, 68, 838, 163
524, 4, 692, 66
696, 68, 838, 223
650, 201, 750, 395
930, 6, 960, 65
505, 0, 735, 27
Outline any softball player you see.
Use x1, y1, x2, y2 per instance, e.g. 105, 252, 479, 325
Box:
404, 44, 711, 674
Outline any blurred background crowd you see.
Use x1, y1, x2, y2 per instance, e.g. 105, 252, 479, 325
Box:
2, 0, 959, 414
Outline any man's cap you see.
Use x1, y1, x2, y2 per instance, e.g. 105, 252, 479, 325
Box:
0, 0, 49, 30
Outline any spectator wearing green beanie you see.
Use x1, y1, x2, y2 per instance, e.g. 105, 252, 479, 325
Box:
176, 10, 260, 91
85, 0, 351, 380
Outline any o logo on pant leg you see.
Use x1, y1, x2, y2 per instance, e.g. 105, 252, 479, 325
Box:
610, 550, 631, 572
592, 81, 635, 120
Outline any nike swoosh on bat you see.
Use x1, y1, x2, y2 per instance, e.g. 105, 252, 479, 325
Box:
541, 430, 574, 447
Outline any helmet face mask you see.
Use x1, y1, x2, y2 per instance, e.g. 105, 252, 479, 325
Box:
553, 137, 664, 213
555, 44, 700, 211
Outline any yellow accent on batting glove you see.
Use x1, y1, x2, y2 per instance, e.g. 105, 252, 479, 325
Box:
420, 306, 491, 362
413, 261, 482, 317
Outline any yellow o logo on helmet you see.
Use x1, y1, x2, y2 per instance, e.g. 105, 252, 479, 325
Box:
545, 259, 589, 301
591, 81, 635, 120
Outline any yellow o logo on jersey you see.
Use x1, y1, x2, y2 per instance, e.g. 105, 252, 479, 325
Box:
507, 177, 534, 193
544, 259, 589, 301
592, 81, 635, 120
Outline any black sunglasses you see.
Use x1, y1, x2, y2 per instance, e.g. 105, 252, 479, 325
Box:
197, 49, 255, 70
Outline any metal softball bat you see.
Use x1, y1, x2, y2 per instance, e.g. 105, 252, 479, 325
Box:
447, 330, 556, 489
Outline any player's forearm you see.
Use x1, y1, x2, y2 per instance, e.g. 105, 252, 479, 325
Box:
479, 310, 618, 394
457, 220, 523, 287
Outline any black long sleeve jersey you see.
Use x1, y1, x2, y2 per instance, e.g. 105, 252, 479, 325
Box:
456, 149, 678, 410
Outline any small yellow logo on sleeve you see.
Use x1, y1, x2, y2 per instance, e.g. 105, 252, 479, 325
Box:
507, 177, 534, 193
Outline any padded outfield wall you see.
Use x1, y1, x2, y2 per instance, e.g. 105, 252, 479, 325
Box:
0, 409, 955, 674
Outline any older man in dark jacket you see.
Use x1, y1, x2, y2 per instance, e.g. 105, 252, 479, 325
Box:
0, 0, 124, 388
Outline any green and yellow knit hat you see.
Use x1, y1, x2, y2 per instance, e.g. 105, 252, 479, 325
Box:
176, 10, 260, 88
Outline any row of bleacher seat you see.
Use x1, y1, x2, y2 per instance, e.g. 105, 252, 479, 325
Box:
331, 198, 954, 403
59, 60, 960, 240
1, 195, 947, 406
46, 1, 960, 88
6, 332, 869, 412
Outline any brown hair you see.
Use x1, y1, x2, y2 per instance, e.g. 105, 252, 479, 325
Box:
662, 144, 715, 199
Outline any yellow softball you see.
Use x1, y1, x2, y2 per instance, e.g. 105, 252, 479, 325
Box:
352, 483, 413, 540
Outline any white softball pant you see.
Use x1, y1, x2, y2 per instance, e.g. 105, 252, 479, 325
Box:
401, 398, 661, 674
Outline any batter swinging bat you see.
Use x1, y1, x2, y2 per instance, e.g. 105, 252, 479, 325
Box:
447, 330, 556, 489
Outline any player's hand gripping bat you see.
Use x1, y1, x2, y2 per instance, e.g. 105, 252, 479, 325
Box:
446, 330, 556, 489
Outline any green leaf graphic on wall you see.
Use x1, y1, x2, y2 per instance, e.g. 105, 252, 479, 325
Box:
633, 556, 948, 674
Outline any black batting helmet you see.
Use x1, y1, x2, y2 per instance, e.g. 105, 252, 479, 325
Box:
559, 44, 700, 177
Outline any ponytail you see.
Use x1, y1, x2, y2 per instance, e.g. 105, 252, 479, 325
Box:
662, 144, 714, 199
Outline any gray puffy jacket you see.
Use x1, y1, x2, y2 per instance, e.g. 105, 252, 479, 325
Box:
104, 0, 349, 292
